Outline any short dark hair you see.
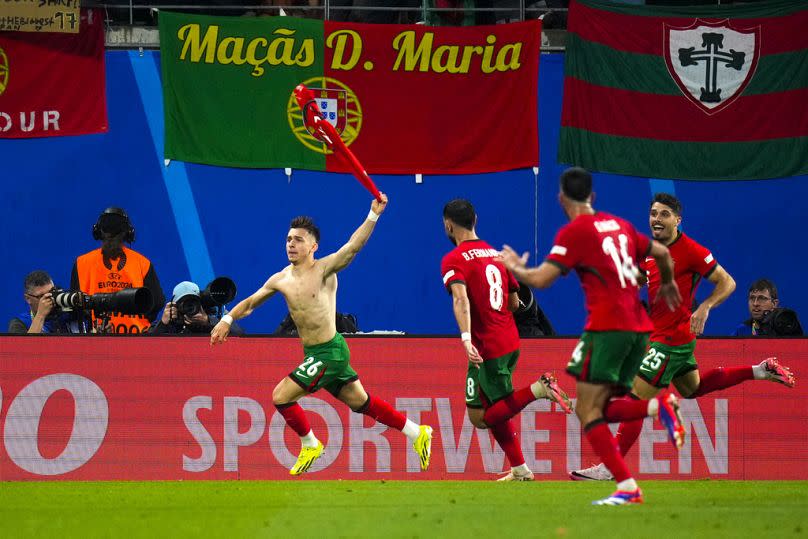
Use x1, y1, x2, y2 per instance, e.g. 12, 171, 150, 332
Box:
560, 167, 592, 202
749, 278, 778, 300
443, 199, 476, 230
289, 216, 320, 243
24, 270, 53, 292
652, 193, 683, 216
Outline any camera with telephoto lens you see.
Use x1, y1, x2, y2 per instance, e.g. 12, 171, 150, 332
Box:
174, 277, 237, 318
51, 287, 154, 315
757, 308, 804, 337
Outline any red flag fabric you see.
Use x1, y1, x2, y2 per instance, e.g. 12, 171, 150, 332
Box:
0, 9, 107, 138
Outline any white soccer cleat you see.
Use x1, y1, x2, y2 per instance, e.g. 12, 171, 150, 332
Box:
592, 488, 643, 506
497, 468, 535, 481
569, 462, 613, 481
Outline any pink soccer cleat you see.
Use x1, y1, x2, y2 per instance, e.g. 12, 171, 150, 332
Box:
759, 357, 796, 388
540, 372, 573, 414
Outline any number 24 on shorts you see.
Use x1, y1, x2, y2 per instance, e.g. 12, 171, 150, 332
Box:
297, 356, 323, 377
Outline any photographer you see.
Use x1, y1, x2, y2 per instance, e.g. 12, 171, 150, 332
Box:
148, 281, 244, 335
71, 207, 164, 334
512, 283, 556, 337
733, 278, 803, 336
8, 271, 85, 334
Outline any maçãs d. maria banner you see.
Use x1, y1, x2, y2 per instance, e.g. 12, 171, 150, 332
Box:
559, 0, 808, 181
159, 12, 540, 174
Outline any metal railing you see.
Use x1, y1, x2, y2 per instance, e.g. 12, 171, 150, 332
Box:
85, 1, 762, 50
86, 1, 567, 27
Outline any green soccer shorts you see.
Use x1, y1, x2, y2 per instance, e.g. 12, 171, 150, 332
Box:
289, 333, 359, 397
465, 350, 520, 408
636, 340, 698, 388
566, 331, 650, 391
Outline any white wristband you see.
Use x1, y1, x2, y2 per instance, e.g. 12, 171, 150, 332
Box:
461, 332, 471, 342
367, 210, 379, 222
221, 314, 234, 326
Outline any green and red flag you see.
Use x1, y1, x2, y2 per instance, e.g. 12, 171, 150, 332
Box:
159, 12, 540, 174
559, 0, 808, 180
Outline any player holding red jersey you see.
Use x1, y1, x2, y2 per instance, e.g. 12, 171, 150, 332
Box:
571, 193, 796, 481
500, 168, 685, 505
441, 199, 572, 482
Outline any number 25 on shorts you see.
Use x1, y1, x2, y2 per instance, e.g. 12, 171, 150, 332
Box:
640, 349, 665, 372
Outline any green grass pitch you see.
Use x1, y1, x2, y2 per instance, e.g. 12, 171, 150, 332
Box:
1, 480, 806, 538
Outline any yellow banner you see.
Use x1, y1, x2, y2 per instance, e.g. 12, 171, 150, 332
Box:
0, 0, 80, 34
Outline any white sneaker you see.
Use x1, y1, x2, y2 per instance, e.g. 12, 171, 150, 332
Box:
497, 468, 535, 481
569, 463, 613, 481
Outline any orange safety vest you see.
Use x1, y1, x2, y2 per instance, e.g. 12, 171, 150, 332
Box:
74, 246, 154, 334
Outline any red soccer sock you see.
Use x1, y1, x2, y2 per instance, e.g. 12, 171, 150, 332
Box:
691, 366, 754, 398
275, 402, 312, 437
357, 395, 406, 431
603, 396, 650, 423
584, 420, 632, 483
483, 387, 536, 426
491, 419, 526, 468
615, 420, 644, 457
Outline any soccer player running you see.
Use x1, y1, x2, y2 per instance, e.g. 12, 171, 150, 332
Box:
210, 194, 433, 475
571, 193, 796, 481
441, 199, 573, 482
500, 167, 685, 506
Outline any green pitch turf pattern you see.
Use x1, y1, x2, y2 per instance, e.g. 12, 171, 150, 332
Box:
1, 481, 806, 538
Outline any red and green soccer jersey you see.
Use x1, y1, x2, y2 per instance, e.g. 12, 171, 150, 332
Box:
441, 239, 520, 360
546, 212, 653, 333
643, 232, 717, 346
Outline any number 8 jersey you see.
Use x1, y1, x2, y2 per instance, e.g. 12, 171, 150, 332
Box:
441, 239, 520, 360
546, 213, 654, 333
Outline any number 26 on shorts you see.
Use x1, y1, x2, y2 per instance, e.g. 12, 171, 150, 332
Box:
297, 356, 324, 377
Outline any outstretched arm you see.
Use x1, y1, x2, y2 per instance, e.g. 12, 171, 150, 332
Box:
210, 273, 279, 346
320, 193, 388, 276
499, 246, 563, 289
690, 264, 735, 335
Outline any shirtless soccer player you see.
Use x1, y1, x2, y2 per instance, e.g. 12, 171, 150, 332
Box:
571, 192, 796, 481
210, 194, 433, 475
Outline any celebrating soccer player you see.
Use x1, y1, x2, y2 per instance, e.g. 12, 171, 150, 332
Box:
500, 167, 685, 505
210, 194, 433, 475
571, 192, 796, 482
441, 199, 572, 481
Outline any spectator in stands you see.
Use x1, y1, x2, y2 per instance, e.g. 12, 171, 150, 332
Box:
330, 0, 421, 24
256, 0, 323, 18
541, 0, 568, 30
71, 207, 165, 334
733, 278, 804, 336
148, 281, 244, 335
8, 271, 82, 334
425, 0, 495, 26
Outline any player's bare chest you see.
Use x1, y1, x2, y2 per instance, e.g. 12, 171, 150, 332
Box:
278, 272, 334, 302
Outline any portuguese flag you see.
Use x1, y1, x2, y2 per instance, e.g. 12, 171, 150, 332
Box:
559, 0, 808, 180
159, 12, 540, 174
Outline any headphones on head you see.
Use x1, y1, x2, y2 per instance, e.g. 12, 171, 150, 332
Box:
92, 207, 136, 243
